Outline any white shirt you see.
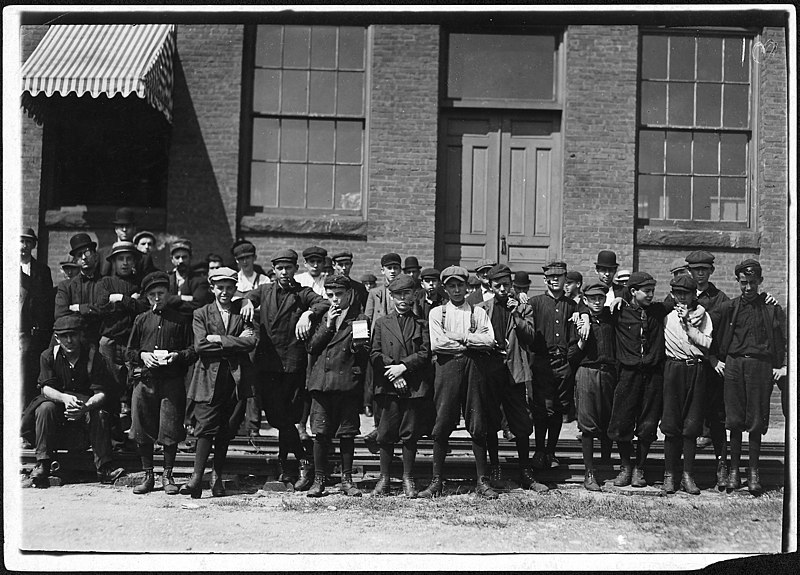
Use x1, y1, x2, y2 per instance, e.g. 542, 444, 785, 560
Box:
216, 302, 231, 330
295, 272, 325, 296
21, 261, 31, 276
480, 286, 493, 301
664, 307, 712, 359
237, 269, 270, 293
429, 300, 494, 354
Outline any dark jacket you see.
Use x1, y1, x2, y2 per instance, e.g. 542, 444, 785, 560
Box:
168, 268, 213, 309
370, 311, 432, 398
711, 294, 787, 368
126, 297, 197, 380
413, 287, 448, 322
476, 297, 537, 385
365, 285, 392, 324
20, 257, 54, 336
99, 246, 158, 279
97, 275, 148, 343
348, 278, 369, 313
306, 306, 370, 394
188, 300, 259, 403
54, 272, 106, 342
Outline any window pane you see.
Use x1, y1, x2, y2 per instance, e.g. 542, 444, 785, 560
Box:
721, 177, 747, 198
638, 130, 665, 173
665, 175, 691, 219
335, 165, 363, 210
638, 174, 664, 219
721, 199, 746, 222
281, 70, 309, 115
251, 162, 278, 208
696, 37, 722, 81
308, 120, 335, 163
641, 35, 668, 80
337, 71, 365, 116
666, 131, 691, 173
283, 26, 310, 68
693, 132, 719, 175
722, 84, 749, 129
640, 81, 666, 125
720, 133, 747, 175
339, 27, 365, 70
724, 37, 749, 82
335, 121, 363, 164
253, 69, 280, 114
307, 164, 334, 208
255, 25, 282, 68
280, 119, 308, 162
669, 36, 695, 81
696, 83, 721, 127
309, 70, 336, 115
668, 82, 694, 126
252, 117, 280, 161
278, 164, 306, 207
311, 26, 337, 69
692, 176, 717, 220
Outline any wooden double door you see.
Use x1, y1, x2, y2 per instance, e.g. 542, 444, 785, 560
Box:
436, 111, 562, 274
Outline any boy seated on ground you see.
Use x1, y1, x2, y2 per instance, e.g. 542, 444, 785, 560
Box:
21, 314, 125, 487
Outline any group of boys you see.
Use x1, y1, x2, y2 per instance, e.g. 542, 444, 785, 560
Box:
19, 213, 787, 499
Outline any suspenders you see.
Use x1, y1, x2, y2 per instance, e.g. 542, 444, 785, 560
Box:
440, 302, 477, 333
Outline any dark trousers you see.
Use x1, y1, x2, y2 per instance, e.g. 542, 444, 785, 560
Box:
431, 353, 492, 441
660, 359, 705, 438
574, 364, 615, 438
724, 355, 774, 434
607, 365, 663, 443
98, 336, 128, 413
31, 399, 113, 470
130, 376, 187, 446
20, 331, 49, 410
192, 369, 247, 441
529, 355, 572, 423
480, 355, 533, 438
375, 393, 434, 445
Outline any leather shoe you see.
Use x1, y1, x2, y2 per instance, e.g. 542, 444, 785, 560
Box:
210, 470, 226, 496
519, 468, 549, 492
613, 465, 633, 487
630, 466, 647, 487
726, 466, 741, 491
475, 476, 499, 499
662, 472, 677, 494
681, 472, 700, 495
30, 461, 50, 487
97, 463, 126, 484
418, 476, 444, 498
401, 475, 418, 498
340, 474, 362, 497
179, 473, 203, 499
715, 459, 728, 491
133, 470, 155, 494
747, 468, 762, 495
277, 459, 298, 484
583, 470, 601, 492
307, 472, 326, 498
294, 461, 315, 491
162, 468, 179, 495
489, 464, 509, 490
372, 474, 391, 496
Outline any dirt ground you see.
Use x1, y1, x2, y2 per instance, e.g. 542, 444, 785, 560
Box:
6, 474, 785, 571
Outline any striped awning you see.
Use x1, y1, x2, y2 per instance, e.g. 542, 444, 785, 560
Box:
21, 24, 176, 123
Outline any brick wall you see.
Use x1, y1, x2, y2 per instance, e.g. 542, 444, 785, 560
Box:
562, 26, 639, 275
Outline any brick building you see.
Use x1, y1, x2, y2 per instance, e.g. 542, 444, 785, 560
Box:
17, 11, 790, 304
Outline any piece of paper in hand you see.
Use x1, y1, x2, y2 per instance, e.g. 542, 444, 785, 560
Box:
352, 319, 369, 340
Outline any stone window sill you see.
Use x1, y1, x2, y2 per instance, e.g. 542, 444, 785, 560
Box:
636, 226, 760, 249
44, 206, 166, 230
240, 213, 367, 239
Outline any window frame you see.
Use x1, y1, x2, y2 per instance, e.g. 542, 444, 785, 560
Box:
635, 27, 760, 231
238, 24, 371, 220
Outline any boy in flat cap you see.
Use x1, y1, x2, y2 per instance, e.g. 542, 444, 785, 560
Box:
527, 261, 580, 470
295, 246, 328, 296
574, 279, 617, 491
660, 274, 713, 495
331, 249, 368, 312
182, 267, 259, 498
565, 271, 583, 305
21, 315, 125, 487
419, 266, 498, 499
233, 240, 271, 298
710, 259, 786, 495
414, 267, 448, 320
133, 230, 156, 256
370, 275, 435, 497
240, 249, 330, 490
168, 239, 213, 309
476, 264, 547, 492
305, 274, 371, 497
359, 273, 378, 291
466, 258, 497, 306
126, 271, 198, 494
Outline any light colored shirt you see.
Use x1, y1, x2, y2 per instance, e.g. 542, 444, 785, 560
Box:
664, 307, 712, 359
237, 269, 270, 293
216, 302, 231, 330
429, 300, 494, 354
295, 271, 325, 296
21, 261, 31, 276
480, 286, 493, 302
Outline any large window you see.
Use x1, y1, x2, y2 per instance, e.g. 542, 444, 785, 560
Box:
637, 32, 754, 224
245, 25, 367, 214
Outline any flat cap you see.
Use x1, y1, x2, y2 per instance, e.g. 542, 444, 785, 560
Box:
141, 271, 171, 293
358, 273, 377, 283
403, 256, 421, 271
475, 258, 497, 273
381, 253, 402, 267
59, 258, 80, 269
420, 267, 440, 280
441, 265, 469, 284
627, 271, 656, 289
21, 228, 38, 242
734, 258, 762, 277
670, 258, 689, 274
486, 263, 512, 282
133, 230, 156, 245
323, 274, 350, 290
565, 270, 583, 283
512, 271, 531, 287
208, 266, 238, 283
112, 207, 136, 225
271, 249, 298, 265
388, 275, 417, 292
106, 241, 140, 262
595, 250, 618, 268
331, 250, 353, 262
685, 250, 715, 268
543, 261, 568, 276
53, 314, 85, 334
302, 246, 327, 259
614, 269, 631, 283
670, 274, 697, 292
69, 233, 97, 256
170, 239, 192, 255
232, 241, 256, 259
582, 278, 609, 296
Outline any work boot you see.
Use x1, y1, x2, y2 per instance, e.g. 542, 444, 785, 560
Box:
30, 460, 50, 487
475, 476, 499, 500
97, 463, 126, 484
747, 468, 762, 496
662, 472, 677, 494
681, 472, 700, 495
715, 459, 728, 491
162, 468, 179, 495
583, 470, 601, 492
631, 466, 647, 488
133, 469, 155, 494
613, 465, 633, 487
277, 458, 298, 484
519, 468, 549, 492
294, 460, 315, 491
401, 475, 418, 498
179, 472, 203, 499
531, 451, 547, 470
210, 469, 225, 497
307, 472, 326, 498
340, 473, 362, 497
418, 476, 444, 498
372, 474, 391, 496
726, 466, 741, 492
489, 464, 509, 490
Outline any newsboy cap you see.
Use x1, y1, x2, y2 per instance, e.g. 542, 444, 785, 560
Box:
133, 230, 156, 246
68, 233, 97, 256
232, 241, 256, 259
403, 256, 421, 271
53, 314, 85, 334
614, 269, 631, 284
388, 275, 417, 292
420, 267, 440, 280
323, 274, 351, 290
141, 271, 171, 293
582, 278, 609, 297
565, 270, 583, 283
685, 250, 715, 268
543, 261, 567, 276
670, 274, 697, 292
670, 258, 689, 274
302, 246, 327, 260
331, 250, 353, 262
112, 207, 136, 226
441, 265, 469, 284
271, 249, 298, 265
358, 273, 377, 284
170, 239, 192, 255
475, 258, 497, 273
627, 271, 656, 289
106, 241, 140, 262
734, 259, 762, 277
595, 250, 618, 268
486, 263, 512, 282
208, 266, 238, 283
381, 253, 402, 267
